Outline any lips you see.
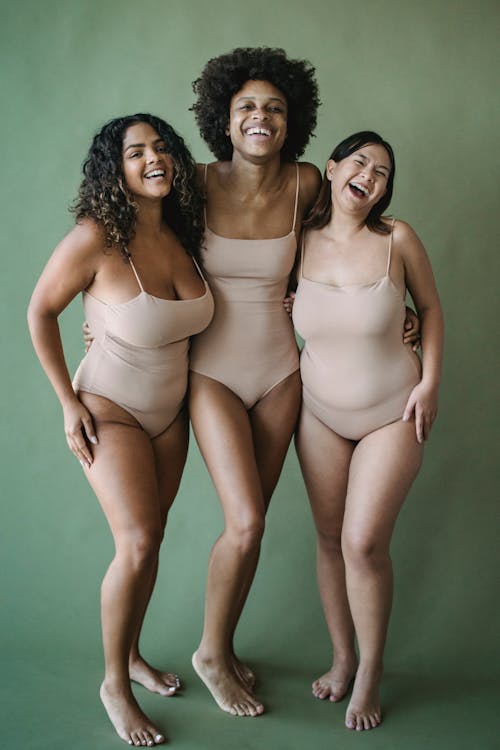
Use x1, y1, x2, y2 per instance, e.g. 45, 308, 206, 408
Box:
349, 181, 370, 197
245, 127, 272, 137
144, 169, 166, 179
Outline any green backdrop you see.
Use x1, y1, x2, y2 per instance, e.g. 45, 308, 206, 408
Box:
1, 1, 499, 748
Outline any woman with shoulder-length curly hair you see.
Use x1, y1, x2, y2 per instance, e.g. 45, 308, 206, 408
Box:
187, 46, 323, 717
28, 113, 214, 746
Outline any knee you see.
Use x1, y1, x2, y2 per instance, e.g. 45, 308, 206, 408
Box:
341, 532, 389, 571
227, 514, 265, 554
316, 524, 343, 555
117, 526, 163, 570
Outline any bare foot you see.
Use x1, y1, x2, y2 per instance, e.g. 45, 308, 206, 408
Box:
345, 664, 382, 731
100, 681, 166, 746
129, 655, 181, 697
312, 656, 357, 702
192, 650, 264, 717
232, 654, 255, 689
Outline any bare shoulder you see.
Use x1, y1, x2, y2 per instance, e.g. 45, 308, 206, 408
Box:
390, 218, 428, 267
62, 218, 106, 257
297, 161, 322, 208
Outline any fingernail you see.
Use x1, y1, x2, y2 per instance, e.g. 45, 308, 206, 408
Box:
90, 436, 98, 444
80, 460, 86, 468
155, 735, 164, 742
402, 416, 408, 422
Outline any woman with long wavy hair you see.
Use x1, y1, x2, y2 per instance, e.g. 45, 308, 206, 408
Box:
28, 113, 213, 746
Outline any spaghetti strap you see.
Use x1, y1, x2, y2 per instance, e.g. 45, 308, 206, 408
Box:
291, 163, 300, 232
127, 256, 145, 293
386, 217, 396, 276
191, 255, 206, 283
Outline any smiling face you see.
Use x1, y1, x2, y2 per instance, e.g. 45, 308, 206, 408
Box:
121, 122, 174, 201
227, 79, 288, 162
327, 143, 392, 214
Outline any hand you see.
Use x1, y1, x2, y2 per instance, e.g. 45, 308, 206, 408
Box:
403, 307, 420, 351
63, 398, 98, 469
83, 321, 94, 353
403, 382, 439, 443
283, 291, 296, 317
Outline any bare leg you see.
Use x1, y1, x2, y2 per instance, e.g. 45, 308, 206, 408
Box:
342, 419, 423, 731
189, 374, 265, 717
128, 410, 189, 697
79, 393, 171, 746
226, 371, 302, 688
295, 402, 358, 702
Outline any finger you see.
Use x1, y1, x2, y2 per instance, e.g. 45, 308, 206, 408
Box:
402, 398, 414, 423
415, 406, 424, 444
67, 436, 91, 468
71, 433, 93, 466
82, 415, 98, 445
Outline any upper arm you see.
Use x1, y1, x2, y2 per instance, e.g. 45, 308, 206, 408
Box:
394, 220, 441, 315
29, 221, 102, 319
298, 162, 322, 216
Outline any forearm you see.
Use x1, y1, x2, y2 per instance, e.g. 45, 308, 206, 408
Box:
419, 304, 444, 387
28, 310, 79, 408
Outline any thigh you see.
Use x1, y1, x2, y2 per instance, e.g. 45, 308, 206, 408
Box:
189, 373, 264, 524
79, 392, 162, 538
249, 371, 302, 504
152, 408, 189, 527
343, 419, 424, 550
295, 400, 354, 535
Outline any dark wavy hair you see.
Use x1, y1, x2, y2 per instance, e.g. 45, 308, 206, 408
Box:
72, 113, 204, 260
304, 131, 396, 235
191, 47, 320, 162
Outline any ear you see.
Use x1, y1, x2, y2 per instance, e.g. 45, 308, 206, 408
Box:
326, 159, 336, 181
225, 122, 230, 137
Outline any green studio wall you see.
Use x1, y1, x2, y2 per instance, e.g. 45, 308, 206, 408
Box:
1, 1, 499, 748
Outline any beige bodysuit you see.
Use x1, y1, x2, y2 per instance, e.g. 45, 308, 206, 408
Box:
73, 256, 214, 437
189, 164, 300, 408
292, 224, 421, 440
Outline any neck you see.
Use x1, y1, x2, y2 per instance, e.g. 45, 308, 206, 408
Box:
228, 151, 283, 194
134, 198, 164, 236
325, 204, 368, 240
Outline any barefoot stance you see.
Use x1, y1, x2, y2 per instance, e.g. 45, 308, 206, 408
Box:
312, 659, 357, 702
345, 666, 382, 731
100, 681, 166, 746
192, 651, 264, 717
130, 655, 181, 697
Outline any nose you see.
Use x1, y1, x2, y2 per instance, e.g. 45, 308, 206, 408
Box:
252, 107, 269, 120
360, 166, 375, 182
145, 148, 160, 163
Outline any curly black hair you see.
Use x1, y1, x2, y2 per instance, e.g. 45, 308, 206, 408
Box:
191, 47, 320, 162
72, 114, 204, 261
304, 131, 396, 235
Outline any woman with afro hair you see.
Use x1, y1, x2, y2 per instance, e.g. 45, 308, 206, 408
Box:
28, 114, 214, 746
188, 47, 322, 717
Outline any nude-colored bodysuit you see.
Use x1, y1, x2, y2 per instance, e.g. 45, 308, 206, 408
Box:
189, 165, 300, 408
292, 225, 421, 440
73, 257, 214, 437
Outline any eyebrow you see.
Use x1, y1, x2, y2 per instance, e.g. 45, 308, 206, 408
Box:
234, 95, 286, 104
123, 138, 165, 151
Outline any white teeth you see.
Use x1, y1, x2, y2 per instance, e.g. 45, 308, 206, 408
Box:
145, 169, 166, 178
246, 127, 271, 136
350, 181, 369, 196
